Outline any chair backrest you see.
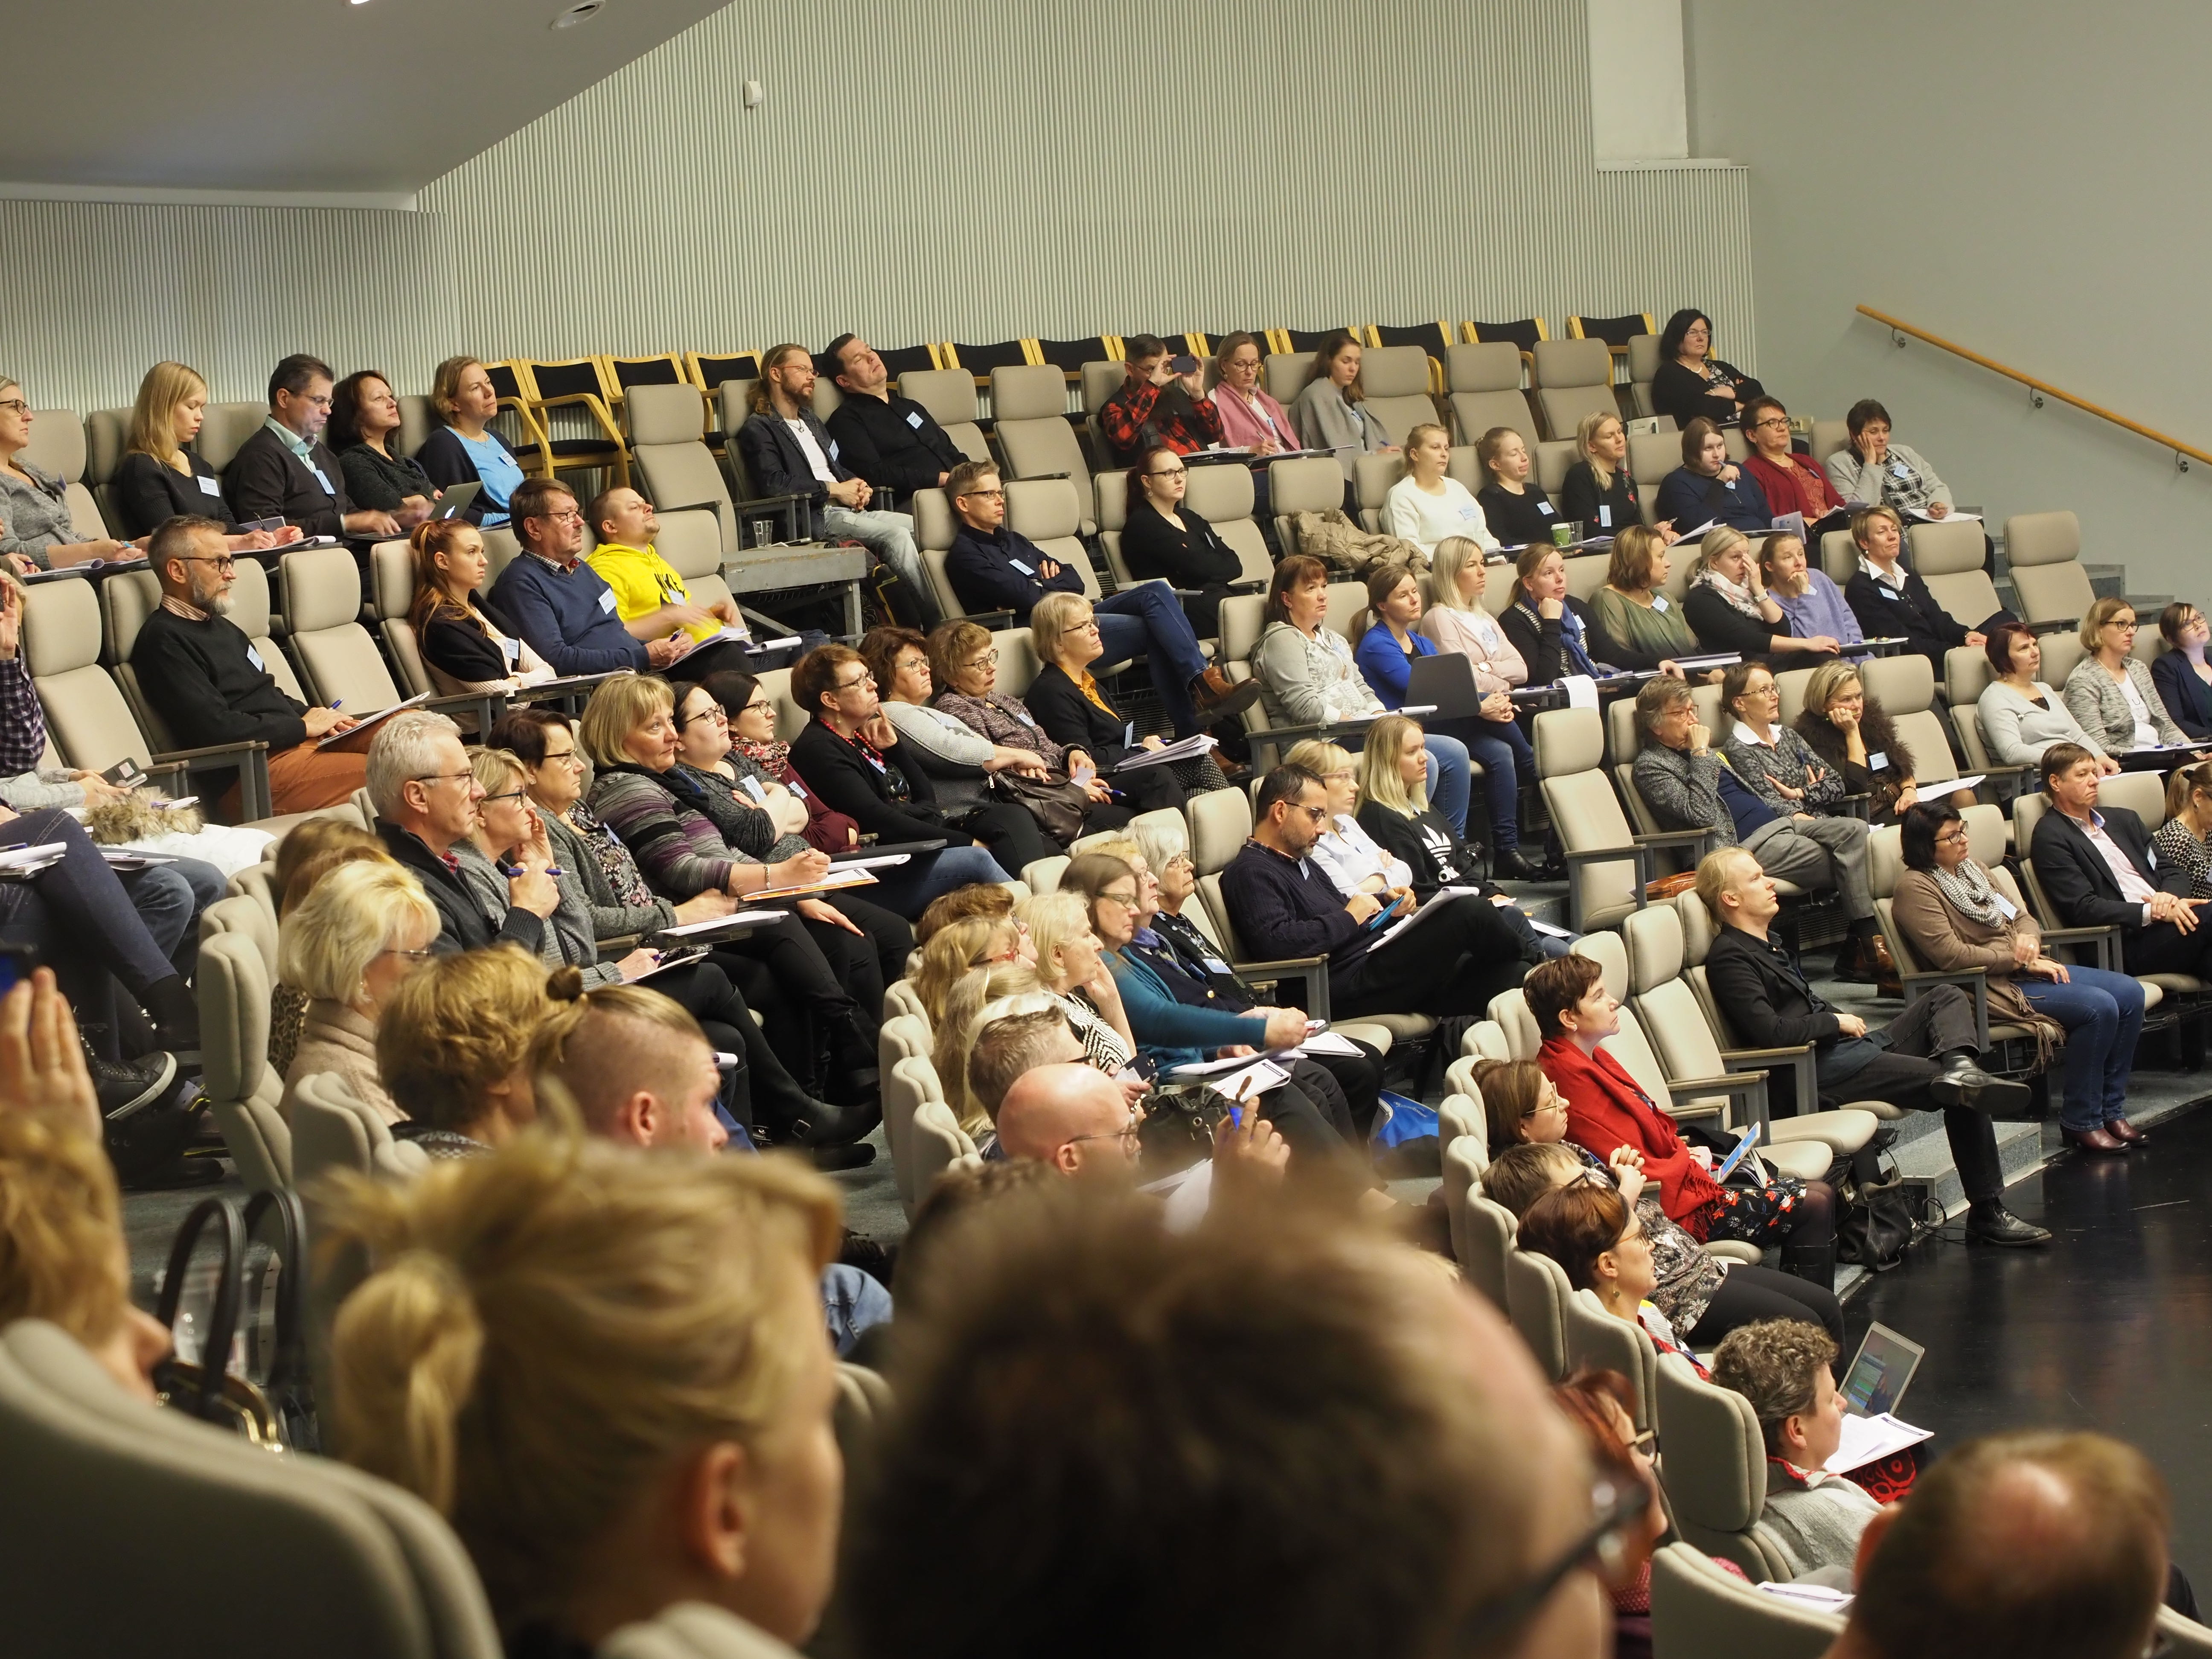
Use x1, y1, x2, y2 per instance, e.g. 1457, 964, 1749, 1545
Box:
2098, 766, 2169, 830
203, 888, 279, 982
909, 487, 975, 623
1909, 517, 2000, 628
895, 367, 990, 463
282, 547, 403, 711
1653, 1353, 1795, 1580
291, 1068, 392, 1194
1445, 343, 1540, 451
23, 576, 158, 775
1535, 707, 1642, 931
1564, 1288, 1658, 1435
1529, 338, 1618, 440
20, 408, 111, 540
988, 367, 1093, 526
0, 1318, 501, 1659
1442, 1136, 1513, 1308
1647, 1543, 1844, 1659
1004, 477, 1099, 600
1857, 651, 1959, 783
1356, 345, 1441, 448
626, 384, 736, 560
884, 1052, 943, 1212
2004, 509, 2093, 626
1625, 335, 1662, 419
906, 1094, 978, 1212
1187, 783, 1253, 877
1503, 1246, 1574, 1382
196, 402, 269, 476
1263, 351, 1318, 408
1180, 462, 1273, 586
1623, 902, 1731, 1080
198, 930, 288, 1193
1268, 454, 1353, 555
367, 538, 435, 700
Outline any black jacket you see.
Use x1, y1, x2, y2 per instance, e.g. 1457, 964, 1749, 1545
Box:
1218, 839, 1369, 971
338, 442, 436, 515
419, 594, 530, 686
2028, 802, 2187, 934
415, 427, 521, 525
1476, 483, 1563, 547
2151, 651, 2212, 742
375, 818, 545, 957
111, 450, 248, 538
131, 605, 309, 752
736, 408, 856, 506
787, 719, 974, 847
1704, 923, 1847, 1051
1121, 500, 1241, 635
824, 393, 963, 502
1499, 594, 1613, 684
223, 425, 353, 539
1683, 584, 1794, 662
1651, 359, 1764, 430
1557, 461, 1642, 535
1355, 801, 1483, 902
1843, 562, 1975, 671
1022, 661, 1141, 770
945, 521, 1083, 619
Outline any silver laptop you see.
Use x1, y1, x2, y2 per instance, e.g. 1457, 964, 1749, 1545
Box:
1837, 1321, 1925, 1418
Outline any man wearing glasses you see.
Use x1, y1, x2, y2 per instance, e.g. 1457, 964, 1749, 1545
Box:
223, 353, 402, 542
940, 459, 1253, 738
131, 515, 373, 815
490, 477, 692, 678
1097, 333, 1225, 467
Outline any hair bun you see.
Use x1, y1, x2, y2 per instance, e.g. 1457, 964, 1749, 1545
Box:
546, 966, 587, 1003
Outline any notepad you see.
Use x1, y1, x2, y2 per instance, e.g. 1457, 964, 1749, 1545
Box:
655, 909, 790, 939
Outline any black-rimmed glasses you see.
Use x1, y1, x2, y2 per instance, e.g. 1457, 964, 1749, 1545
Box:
176, 555, 238, 574
679, 704, 728, 729
1450, 1473, 1652, 1654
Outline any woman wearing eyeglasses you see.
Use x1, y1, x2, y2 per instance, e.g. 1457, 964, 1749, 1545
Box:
274, 858, 435, 1128
0, 375, 140, 572
1740, 396, 1844, 523
1121, 443, 1245, 636
691, 669, 864, 854
2062, 598, 2191, 758
926, 620, 1120, 825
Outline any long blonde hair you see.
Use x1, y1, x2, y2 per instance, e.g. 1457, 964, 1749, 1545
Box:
1358, 714, 1428, 817
1575, 409, 1623, 489
1016, 889, 1094, 993
1426, 536, 1489, 615
914, 915, 1018, 1025
325, 1134, 839, 1630
933, 960, 1045, 1134
125, 361, 208, 467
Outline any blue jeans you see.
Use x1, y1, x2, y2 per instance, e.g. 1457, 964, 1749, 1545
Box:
2019, 967, 2147, 1132
1421, 734, 1471, 838
866, 844, 1016, 918
1436, 716, 1534, 850
821, 504, 941, 627
1091, 582, 1211, 738
122, 858, 227, 977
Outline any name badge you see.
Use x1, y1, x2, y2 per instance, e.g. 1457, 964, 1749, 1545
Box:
2148, 846, 2159, 868
1202, 955, 1233, 976
905, 410, 924, 429
501, 636, 520, 666
1891, 461, 1910, 479
1009, 559, 1034, 576
1537, 501, 1555, 516
245, 645, 264, 672
1015, 706, 1038, 726
1457, 504, 1477, 520
1598, 505, 1612, 528
197, 473, 222, 497
309, 465, 335, 496
1879, 587, 1900, 600
598, 587, 617, 614
1993, 893, 2020, 920
788, 780, 808, 799
1651, 593, 1669, 613
862, 750, 887, 773
1867, 751, 1888, 771
742, 776, 768, 804
1125, 721, 1137, 747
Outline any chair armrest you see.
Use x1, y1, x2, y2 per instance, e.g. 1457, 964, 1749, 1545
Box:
1234, 956, 1332, 1022
1252, 714, 1386, 749
423, 691, 504, 730
152, 740, 273, 821
1666, 1070, 1770, 1135
2039, 924, 2121, 972
1557, 843, 1652, 932
1720, 1044, 1818, 1117
530, 390, 624, 447
1860, 637, 1905, 656
2028, 617, 2079, 636
1901, 968, 1990, 1049
955, 609, 1018, 631
1224, 579, 1266, 596
496, 399, 555, 477
1630, 828, 1716, 850
727, 490, 815, 546
1834, 792, 1874, 822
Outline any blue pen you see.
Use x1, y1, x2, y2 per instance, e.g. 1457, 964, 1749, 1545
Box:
329, 699, 342, 710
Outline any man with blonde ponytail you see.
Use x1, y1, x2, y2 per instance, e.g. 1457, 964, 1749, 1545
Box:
326, 1137, 845, 1652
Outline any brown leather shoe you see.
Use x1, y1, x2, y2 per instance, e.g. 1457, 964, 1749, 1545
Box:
1189, 666, 1262, 722
2063, 1125, 2130, 1155
2105, 1117, 2148, 1145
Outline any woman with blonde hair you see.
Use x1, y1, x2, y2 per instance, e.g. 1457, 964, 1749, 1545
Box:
1416, 534, 1528, 688
111, 361, 291, 545
1473, 426, 1563, 548
377, 947, 572, 1156
414, 354, 526, 527
1016, 888, 1137, 1074
1682, 524, 1839, 664
276, 858, 439, 1126
2062, 597, 2191, 758
933, 959, 1048, 1136
1497, 541, 1619, 687
1286, 736, 1417, 903
1382, 422, 1496, 558
1558, 409, 1658, 538
266, 821, 394, 1075
1019, 591, 1225, 809
325, 1133, 843, 1652
1793, 658, 1970, 824
2153, 761, 2212, 900
1591, 522, 1702, 676
408, 518, 555, 697
914, 913, 1025, 1028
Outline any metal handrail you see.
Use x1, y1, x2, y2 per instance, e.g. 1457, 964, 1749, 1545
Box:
1859, 305, 2212, 475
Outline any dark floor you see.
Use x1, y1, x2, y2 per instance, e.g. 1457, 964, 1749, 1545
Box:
1849, 1100, 2212, 1592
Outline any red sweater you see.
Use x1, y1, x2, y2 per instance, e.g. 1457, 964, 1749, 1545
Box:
1745, 450, 1844, 521
1539, 1036, 1725, 1230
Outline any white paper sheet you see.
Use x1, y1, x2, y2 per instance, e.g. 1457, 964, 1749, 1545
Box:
655, 908, 789, 938
1826, 1411, 1932, 1474
828, 853, 912, 870
1563, 674, 1599, 710
1943, 774, 1985, 795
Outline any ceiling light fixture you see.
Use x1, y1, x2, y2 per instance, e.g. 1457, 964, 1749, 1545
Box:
552, 1, 602, 26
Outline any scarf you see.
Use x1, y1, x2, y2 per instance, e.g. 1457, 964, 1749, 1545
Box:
733, 735, 792, 771
1931, 856, 2008, 929
1691, 564, 1766, 620
1514, 594, 1597, 678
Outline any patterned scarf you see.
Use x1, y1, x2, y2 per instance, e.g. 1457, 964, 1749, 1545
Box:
732, 735, 792, 771
1691, 564, 1766, 621
1931, 856, 2008, 929
1513, 594, 1597, 678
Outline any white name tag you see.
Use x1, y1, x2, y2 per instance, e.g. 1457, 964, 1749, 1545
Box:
1202, 955, 1232, 976
1014, 705, 1038, 726
1651, 593, 1669, 613
1867, 751, 1888, 771
197, 474, 222, 497
1993, 893, 2019, 920
598, 587, 617, 614
309, 465, 335, 496
1892, 462, 1910, 479
1879, 587, 1900, 600
905, 410, 924, 429
742, 776, 768, 804
501, 635, 520, 666
1125, 721, 1137, 747
788, 780, 808, 799
1598, 505, 1612, 528
1458, 504, 1477, 520
245, 645, 264, 672
1009, 559, 1034, 576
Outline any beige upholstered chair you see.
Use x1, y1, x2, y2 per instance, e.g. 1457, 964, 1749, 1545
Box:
2003, 510, 2094, 628
1263, 350, 1318, 409
19, 407, 113, 540
279, 547, 402, 711
906, 1095, 980, 1211
894, 367, 991, 463
1504, 1244, 1574, 1381
1004, 477, 1102, 602
290, 1068, 392, 1194
1530, 338, 1619, 441
82, 405, 133, 532
1179, 460, 1274, 588
1355, 345, 1442, 448
988, 366, 1095, 533
0, 1319, 501, 1659
1808, 418, 1849, 473
1906, 517, 2002, 630
1648, 1543, 1843, 1659
1655, 1353, 1799, 1580
1625, 336, 1663, 422
1266, 454, 1350, 557
198, 928, 289, 1193
1564, 1287, 1659, 1434
625, 384, 738, 559
1445, 342, 1540, 451
1442, 1134, 1513, 1307
1537, 707, 1708, 931
882, 1049, 942, 1214
908, 486, 974, 624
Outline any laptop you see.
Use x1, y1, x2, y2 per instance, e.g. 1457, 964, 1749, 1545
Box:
1837, 1321, 1925, 1418
1403, 652, 1489, 720
428, 481, 483, 520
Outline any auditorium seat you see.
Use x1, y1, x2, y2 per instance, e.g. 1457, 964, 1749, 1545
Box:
1809, 417, 1850, 472
2003, 509, 2095, 629
894, 367, 992, 464
82, 406, 132, 530
290, 1069, 391, 1195
626, 383, 739, 559
1352, 453, 1403, 533
1655, 1352, 1797, 1580
1094, 468, 1135, 586
1629, 430, 1680, 525
0, 1318, 503, 1659
1648, 1542, 1844, 1658
1078, 360, 1125, 462
941, 338, 1033, 391
1906, 517, 2003, 628
685, 349, 763, 397
1186, 784, 1332, 1020
908, 487, 983, 625
987, 365, 1096, 534
1535, 437, 1580, 498
1446, 342, 1541, 452
20, 407, 114, 541
1356, 345, 1444, 446
1179, 460, 1275, 588
198, 923, 289, 1193
278, 547, 412, 712
1460, 317, 1550, 373
1263, 351, 1317, 409
601, 352, 689, 419
1503, 1243, 1573, 1381
1529, 339, 1619, 442
1363, 322, 1454, 380
1857, 653, 1972, 795
1004, 477, 1102, 605
1267, 454, 1350, 558
908, 1095, 980, 1215
1567, 311, 1655, 359
1625, 335, 1662, 421
1441, 1134, 1513, 1307
512, 357, 628, 489
1565, 1286, 1658, 1433
196, 402, 272, 483
1535, 707, 1700, 931
370, 539, 436, 703
879, 1039, 936, 1212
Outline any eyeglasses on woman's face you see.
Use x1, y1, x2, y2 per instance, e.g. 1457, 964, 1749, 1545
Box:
1097, 888, 1141, 911
960, 650, 999, 672
678, 702, 728, 729
479, 787, 527, 805
1934, 826, 1970, 848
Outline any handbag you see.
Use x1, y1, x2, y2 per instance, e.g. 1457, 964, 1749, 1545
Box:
988, 770, 1094, 845
1836, 1162, 1930, 1272
152, 1189, 317, 1450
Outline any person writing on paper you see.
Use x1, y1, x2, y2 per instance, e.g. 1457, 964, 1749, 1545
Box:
1252, 555, 1473, 833
329, 370, 436, 530
1383, 422, 1498, 558
1120, 443, 1244, 637
1415, 535, 1529, 691
1709, 1320, 1883, 1580
2062, 598, 2192, 758
1219, 764, 1542, 1022
223, 353, 401, 542
1758, 530, 1864, 656
131, 515, 370, 815
1208, 331, 1300, 456
0, 375, 142, 571
2152, 602, 2212, 740
1656, 417, 1771, 535
1740, 397, 1845, 524
1976, 623, 2118, 771
1024, 593, 1229, 812
1291, 330, 1399, 489
1683, 525, 1840, 665
1793, 661, 1970, 825
1843, 505, 1998, 676
1700, 847, 2048, 1247
413, 355, 526, 528
1558, 410, 1664, 540
1479, 1060, 1842, 1346
584, 486, 759, 678
407, 518, 556, 697
1475, 427, 1566, 549
1590, 523, 1708, 678
923, 621, 1129, 836
490, 477, 691, 675
1824, 398, 1956, 519
1650, 308, 1764, 430
1097, 335, 1226, 466
2030, 742, 2212, 983
1895, 800, 2145, 1157
1497, 544, 1620, 689
1350, 571, 1537, 876
111, 362, 296, 547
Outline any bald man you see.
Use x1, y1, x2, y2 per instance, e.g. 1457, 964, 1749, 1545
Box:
1825, 1429, 2173, 1659
997, 1062, 1141, 1179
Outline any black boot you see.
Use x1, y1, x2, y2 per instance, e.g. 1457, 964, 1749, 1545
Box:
139, 975, 201, 1057
1781, 1242, 1836, 1292
1930, 1050, 2033, 1116
1492, 845, 1540, 881
1966, 1200, 2052, 1246
744, 1004, 879, 1152
817, 1008, 881, 1108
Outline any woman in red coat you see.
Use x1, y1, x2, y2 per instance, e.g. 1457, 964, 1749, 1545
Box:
1525, 952, 1839, 1289
1742, 396, 1846, 523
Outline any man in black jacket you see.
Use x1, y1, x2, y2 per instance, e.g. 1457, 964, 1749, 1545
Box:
366, 708, 555, 955
223, 354, 401, 542
1217, 766, 1537, 1020
1698, 846, 2049, 1246
823, 334, 966, 507
2030, 741, 2210, 982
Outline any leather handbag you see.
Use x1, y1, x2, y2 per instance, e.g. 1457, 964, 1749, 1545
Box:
988, 771, 1094, 846
153, 1189, 317, 1450
1837, 1168, 1927, 1272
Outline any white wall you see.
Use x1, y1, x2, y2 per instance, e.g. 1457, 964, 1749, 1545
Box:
1685, 0, 2212, 600
1589, 0, 1688, 162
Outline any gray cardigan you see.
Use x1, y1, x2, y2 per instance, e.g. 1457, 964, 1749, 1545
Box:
453, 840, 620, 987
1291, 381, 1393, 479
2063, 657, 2186, 754
0, 461, 79, 568
1755, 1463, 1885, 1578
1631, 741, 1741, 848
879, 699, 995, 811
545, 809, 678, 944
1253, 620, 1386, 727
1974, 680, 2107, 766
1822, 442, 1952, 514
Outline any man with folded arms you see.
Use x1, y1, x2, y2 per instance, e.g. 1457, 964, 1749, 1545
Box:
223, 353, 400, 542
584, 485, 758, 679
489, 477, 691, 677
130, 515, 369, 816
823, 333, 967, 508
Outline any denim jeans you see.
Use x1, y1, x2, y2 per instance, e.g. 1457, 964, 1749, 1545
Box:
1421, 734, 1471, 838
122, 857, 226, 977
1435, 716, 1534, 849
820, 504, 941, 626
2019, 966, 2147, 1132
1091, 581, 1212, 738
865, 844, 1016, 918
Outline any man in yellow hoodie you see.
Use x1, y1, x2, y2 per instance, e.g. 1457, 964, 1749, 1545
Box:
585, 486, 760, 678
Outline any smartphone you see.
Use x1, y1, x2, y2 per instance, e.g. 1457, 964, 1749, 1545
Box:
1168, 354, 1198, 375
0, 942, 39, 995
102, 758, 148, 788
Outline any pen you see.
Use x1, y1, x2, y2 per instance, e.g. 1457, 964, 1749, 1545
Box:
329, 699, 342, 710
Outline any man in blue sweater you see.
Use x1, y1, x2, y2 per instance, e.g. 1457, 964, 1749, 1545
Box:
488, 477, 693, 678
1218, 765, 1535, 1019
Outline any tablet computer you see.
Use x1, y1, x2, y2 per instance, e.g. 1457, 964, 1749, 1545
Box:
1404, 652, 1489, 720
1838, 1321, 1926, 1418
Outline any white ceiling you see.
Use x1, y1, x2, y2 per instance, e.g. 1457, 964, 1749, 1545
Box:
8, 0, 730, 196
